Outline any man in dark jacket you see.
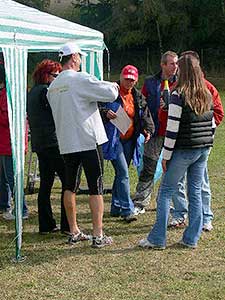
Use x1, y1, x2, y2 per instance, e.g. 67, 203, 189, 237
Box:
133, 51, 178, 210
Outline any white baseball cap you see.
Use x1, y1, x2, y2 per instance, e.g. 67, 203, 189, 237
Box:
59, 42, 87, 60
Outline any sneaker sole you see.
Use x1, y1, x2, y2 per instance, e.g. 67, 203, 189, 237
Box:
139, 244, 165, 250
168, 223, 186, 229
178, 241, 197, 249
91, 242, 112, 248
122, 216, 137, 223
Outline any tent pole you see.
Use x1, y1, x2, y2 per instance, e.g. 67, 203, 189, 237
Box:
105, 47, 110, 80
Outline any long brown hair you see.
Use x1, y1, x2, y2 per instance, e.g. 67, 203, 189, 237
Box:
176, 55, 212, 115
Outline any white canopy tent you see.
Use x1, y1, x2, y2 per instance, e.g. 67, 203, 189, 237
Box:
0, 0, 106, 261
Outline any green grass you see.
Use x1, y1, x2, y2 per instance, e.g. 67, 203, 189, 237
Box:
0, 92, 225, 300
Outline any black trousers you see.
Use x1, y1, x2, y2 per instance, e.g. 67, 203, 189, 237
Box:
37, 147, 69, 232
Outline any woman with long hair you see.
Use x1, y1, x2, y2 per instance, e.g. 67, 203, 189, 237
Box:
139, 54, 214, 249
27, 59, 69, 234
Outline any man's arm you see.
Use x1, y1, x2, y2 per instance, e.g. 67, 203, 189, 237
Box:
81, 73, 119, 103
205, 79, 224, 126
162, 91, 182, 171
141, 96, 155, 138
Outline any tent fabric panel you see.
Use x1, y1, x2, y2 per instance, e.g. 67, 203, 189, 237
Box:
0, 19, 103, 42
81, 52, 103, 80
1, 1, 102, 37
0, 34, 105, 51
2, 46, 27, 260
95, 51, 104, 81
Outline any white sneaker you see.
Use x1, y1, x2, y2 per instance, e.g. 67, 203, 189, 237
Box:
202, 221, 213, 232
138, 238, 165, 250
134, 206, 146, 216
3, 211, 15, 220
168, 217, 186, 228
2, 211, 29, 220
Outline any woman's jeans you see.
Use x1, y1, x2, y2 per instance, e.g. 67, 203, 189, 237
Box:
147, 147, 210, 247
171, 165, 213, 224
0, 155, 28, 214
110, 139, 135, 217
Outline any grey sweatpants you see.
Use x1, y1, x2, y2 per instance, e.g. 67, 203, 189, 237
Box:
133, 136, 164, 208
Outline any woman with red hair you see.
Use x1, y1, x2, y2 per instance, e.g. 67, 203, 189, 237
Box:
27, 59, 69, 234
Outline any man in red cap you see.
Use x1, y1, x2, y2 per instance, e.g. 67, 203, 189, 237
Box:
100, 65, 154, 222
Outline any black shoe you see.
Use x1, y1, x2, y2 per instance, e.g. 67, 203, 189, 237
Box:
39, 227, 60, 235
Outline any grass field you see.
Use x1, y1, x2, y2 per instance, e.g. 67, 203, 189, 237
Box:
0, 91, 225, 300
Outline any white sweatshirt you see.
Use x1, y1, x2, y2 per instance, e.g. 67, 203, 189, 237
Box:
47, 70, 118, 154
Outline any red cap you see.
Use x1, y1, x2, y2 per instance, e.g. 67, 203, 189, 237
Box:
121, 65, 138, 81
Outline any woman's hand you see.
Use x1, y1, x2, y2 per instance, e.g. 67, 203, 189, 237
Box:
162, 159, 168, 173
106, 110, 117, 120
143, 129, 151, 143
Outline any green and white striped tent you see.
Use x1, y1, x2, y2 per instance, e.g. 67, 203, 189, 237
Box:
0, 0, 106, 261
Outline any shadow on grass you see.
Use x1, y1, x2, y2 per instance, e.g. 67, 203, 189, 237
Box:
0, 231, 142, 270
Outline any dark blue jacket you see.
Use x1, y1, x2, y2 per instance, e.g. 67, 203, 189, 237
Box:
144, 71, 176, 136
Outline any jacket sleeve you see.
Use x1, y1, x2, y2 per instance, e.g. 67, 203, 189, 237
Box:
205, 80, 224, 126
40, 87, 53, 112
141, 96, 155, 136
81, 73, 119, 103
0, 90, 9, 128
98, 102, 110, 124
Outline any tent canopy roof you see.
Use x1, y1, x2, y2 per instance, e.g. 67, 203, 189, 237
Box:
0, 0, 105, 52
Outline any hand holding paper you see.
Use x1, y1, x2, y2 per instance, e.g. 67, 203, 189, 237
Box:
110, 105, 131, 135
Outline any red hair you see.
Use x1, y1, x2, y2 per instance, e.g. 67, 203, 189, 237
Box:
32, 59, 62, 84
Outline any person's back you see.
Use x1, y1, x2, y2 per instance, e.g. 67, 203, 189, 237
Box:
169, 51, 224, 230
139, 54, 214, 250
47, 42, 119, 248
27, 84, 58, 152
48, 70, 118, 154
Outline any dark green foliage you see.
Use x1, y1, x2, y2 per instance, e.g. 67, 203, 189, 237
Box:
15, 0, 50, 10
14, 0, 225, 75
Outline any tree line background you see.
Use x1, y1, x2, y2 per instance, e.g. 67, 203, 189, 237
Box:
16, 0, 225, 78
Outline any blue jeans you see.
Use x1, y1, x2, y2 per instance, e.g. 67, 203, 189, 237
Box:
170, 176, 188, 220
110, 139, 135, 217
201, 167, 213, 224
171, 165, 213, 225
0, 155, 28, 214
147, 147, 210, 247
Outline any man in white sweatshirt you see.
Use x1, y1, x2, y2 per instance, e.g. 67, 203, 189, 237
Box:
47, 42, 119, 248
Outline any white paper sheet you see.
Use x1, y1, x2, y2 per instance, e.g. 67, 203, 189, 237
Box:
110, 105, 131, 135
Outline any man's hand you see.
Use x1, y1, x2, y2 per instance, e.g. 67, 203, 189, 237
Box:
162, 159, 168, 173
106, 109, 117, 120
143, 129, 151, 143
160, 98, 168, 110
113, 82, 120, 91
